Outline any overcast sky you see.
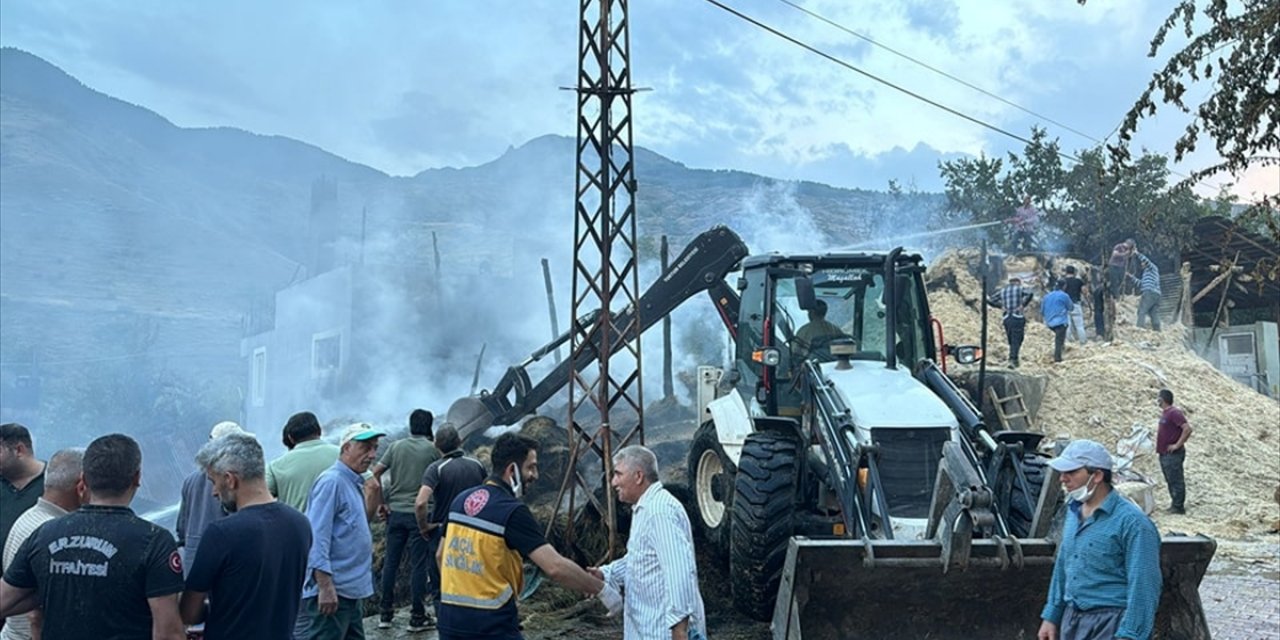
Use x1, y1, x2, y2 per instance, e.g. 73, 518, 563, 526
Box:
1, 0, 1273, 197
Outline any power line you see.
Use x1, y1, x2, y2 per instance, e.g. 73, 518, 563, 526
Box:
777, 0, 1235, 194
709, 0, 1251, 199
700, 0, 1085, 166
774, 0, 1103, 145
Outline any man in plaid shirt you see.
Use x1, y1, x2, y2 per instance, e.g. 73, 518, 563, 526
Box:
988, 276, 1034, 368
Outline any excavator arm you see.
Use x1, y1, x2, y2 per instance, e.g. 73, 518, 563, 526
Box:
447, 226, 749, 439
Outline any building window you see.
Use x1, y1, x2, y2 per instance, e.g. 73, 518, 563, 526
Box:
312, 330, 342, 376
1223, 334, 1254, 356
252, 347, 267, 406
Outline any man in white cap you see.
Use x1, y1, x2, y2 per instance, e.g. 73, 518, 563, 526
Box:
302, 423, 385, 640
1037, 439, 1161, 640
176, 421, 249, 575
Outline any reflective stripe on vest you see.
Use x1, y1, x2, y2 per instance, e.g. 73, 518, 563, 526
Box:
439, 486, 525, 611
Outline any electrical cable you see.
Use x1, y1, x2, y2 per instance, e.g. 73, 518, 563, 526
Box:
700, 0, 1085, 166
774, 0, 1103, 145
709, 0, 1254, 198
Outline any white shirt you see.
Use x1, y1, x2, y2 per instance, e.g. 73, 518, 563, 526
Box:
2, 498, 69, 640
601, 482, 707, 640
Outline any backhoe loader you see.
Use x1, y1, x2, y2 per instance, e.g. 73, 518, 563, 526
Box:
449, 226, 1217, 639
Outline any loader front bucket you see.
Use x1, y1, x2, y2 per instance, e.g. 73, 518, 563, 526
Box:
770, 535, 1217, 640
772, 537, 1057, 640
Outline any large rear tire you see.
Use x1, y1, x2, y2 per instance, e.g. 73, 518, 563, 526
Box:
688, 421, 734, 559
730, 431, 799, 621
1006, 452, 1053, 537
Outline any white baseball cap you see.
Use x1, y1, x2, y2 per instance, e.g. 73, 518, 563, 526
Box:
340, 423, 386, 447
1048, 439, 1113, 472
209, 421, 247, 439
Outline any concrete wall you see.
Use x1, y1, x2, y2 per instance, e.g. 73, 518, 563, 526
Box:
1191, 321, 1279, 398
242, 266, 354, 436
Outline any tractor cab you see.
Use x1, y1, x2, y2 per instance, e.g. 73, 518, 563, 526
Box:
733, 251, 934, 416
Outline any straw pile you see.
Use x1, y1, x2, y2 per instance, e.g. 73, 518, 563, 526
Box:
928, 250, 1280, 541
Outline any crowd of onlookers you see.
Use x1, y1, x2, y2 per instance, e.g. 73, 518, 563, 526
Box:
0, 409, 709, 640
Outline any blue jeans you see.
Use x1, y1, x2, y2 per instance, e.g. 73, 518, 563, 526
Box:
380, 511, 430, 617
293, 597, 313, 640
305, 596, 366, 640
426, 526, 444, 615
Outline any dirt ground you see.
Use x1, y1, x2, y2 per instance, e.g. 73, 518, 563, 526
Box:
363, 538, 1277, 639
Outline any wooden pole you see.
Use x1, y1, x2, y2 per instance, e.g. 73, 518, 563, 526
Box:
1191, 269, 1233, 304
470, 343, 487, 395
541, 258, 562, 364
661, 235, 674, 401
359, 206, 367, 266
1180, 261, 1193, 336
978, 239, 989, 410
431, 231, 442, 310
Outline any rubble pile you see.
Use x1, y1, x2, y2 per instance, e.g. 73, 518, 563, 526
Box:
928, 250, 1280, 540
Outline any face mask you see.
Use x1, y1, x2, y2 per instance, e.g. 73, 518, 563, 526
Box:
1066, 476, 1096, 504
508, 463, 523, 498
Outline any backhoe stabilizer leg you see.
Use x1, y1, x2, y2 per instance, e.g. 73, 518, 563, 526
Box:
930, 442, 997, 571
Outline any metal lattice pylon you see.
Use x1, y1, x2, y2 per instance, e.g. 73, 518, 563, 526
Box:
549, 0, 642, 561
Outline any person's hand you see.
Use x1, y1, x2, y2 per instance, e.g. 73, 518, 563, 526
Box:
376, 504, 390, 521
1168, 443, 1182, 452
1037, 620, 1057, 640
586, 566, 604, 580
597, 583, 623, 617
318, 583, 339, 616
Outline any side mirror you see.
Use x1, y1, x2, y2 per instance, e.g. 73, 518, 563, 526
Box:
796, 277, 816, 311
949, 345, 984, 365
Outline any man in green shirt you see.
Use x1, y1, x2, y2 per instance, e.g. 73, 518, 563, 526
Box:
368, 409, 442, 632
266, 412, 339, 514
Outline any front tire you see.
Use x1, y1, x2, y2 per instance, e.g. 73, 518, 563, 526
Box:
730, 431, 800, 621
689, 421, 735, 559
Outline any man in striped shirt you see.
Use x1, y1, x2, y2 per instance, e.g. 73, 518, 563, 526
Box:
1128, 254, 1162, 332
593, 446, 706, 640
0, 448, 84, 640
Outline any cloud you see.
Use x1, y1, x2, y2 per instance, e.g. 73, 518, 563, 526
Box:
0, 0, 1226, 190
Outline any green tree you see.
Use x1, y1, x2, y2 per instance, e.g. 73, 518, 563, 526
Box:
940, 129, 1212, 261
939, 128, 1069, 250
1084, 0, 1278, 246
1100, 1, 1278, 185
1057, 148, 1209, 261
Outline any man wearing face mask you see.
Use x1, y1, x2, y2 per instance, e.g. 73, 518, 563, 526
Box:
436, 432, 620, 640
180, 432, 312, 640
1038, 440, 1161, 640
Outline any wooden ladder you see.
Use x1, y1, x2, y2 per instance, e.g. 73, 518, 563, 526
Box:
987, 381, 1032, 430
